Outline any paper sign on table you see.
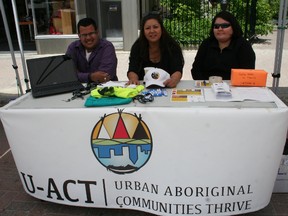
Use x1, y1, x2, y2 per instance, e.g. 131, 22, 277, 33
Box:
231, 69, 268, 87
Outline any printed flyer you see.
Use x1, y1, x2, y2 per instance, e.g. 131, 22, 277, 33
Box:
171, 88, 205, 102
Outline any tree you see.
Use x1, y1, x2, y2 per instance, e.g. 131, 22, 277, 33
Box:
159, 0, 275, 46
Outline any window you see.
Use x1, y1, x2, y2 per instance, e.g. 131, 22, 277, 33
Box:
31, 0, 76, 35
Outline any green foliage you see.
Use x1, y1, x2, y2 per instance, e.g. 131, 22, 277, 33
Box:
162, 2, 211, 45
160, 1, 213, 46
160, 0, 275, 46
255, 0, 274, 35
268, 0, 281, 20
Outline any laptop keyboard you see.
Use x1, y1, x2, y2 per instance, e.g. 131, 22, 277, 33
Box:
33, 82, 84, 97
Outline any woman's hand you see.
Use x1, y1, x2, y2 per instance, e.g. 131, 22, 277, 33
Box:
127, 72, 140, 85
127, 78, 140, 85
164, 71, 182, 88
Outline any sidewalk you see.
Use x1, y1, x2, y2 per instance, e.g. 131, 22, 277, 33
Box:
0, 29, 287, 95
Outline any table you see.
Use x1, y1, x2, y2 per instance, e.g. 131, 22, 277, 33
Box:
1, 81, 288, 216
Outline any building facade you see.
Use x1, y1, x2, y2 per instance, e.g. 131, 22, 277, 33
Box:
27, 0, 155, 54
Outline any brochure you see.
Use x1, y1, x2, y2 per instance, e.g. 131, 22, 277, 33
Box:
171, 88, 205, 102
204, 87, 275, 102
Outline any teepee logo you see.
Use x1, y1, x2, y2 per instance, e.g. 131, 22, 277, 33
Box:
91, 110, 152, 174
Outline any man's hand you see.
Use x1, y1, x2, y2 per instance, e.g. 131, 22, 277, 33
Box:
90, 71, 110, 83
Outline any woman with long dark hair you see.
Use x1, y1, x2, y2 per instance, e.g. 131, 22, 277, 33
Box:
127, 13, 184, 88
191, 11, 256, 80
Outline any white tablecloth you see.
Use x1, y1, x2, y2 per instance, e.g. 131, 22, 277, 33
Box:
1, 81, 288, 215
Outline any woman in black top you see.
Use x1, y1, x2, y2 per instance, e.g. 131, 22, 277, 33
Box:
191, 11, 256, 80
127, 13, 184, 88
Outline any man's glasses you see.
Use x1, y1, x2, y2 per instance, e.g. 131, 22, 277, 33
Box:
213, 23, 231, 29
79, 31, 97, 38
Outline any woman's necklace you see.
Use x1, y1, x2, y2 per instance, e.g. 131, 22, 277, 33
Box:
149, 47, 161, 63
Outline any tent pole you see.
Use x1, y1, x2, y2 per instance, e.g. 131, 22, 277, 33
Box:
272, 0, 288, 94
11, 0, 31, 93
0, 0, 23, 95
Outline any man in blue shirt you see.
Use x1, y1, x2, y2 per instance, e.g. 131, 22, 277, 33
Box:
66, 18, 118, 83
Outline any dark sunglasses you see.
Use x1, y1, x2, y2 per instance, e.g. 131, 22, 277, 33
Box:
133, 93, 154, 104
213, 23, 231, 29
98, 87, 114, 96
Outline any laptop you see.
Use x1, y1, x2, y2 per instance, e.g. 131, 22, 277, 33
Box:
26, 55, 84, 98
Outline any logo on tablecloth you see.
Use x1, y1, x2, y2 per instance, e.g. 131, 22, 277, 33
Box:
91, 109, 152, 174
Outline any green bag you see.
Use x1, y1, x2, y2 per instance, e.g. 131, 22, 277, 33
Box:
84, 96, 132, 107
90, 85, 145, 98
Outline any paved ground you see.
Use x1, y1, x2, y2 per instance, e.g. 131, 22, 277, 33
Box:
0, 29, 288, 216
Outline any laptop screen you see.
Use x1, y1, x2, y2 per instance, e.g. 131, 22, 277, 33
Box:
27, 55, 78, 89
